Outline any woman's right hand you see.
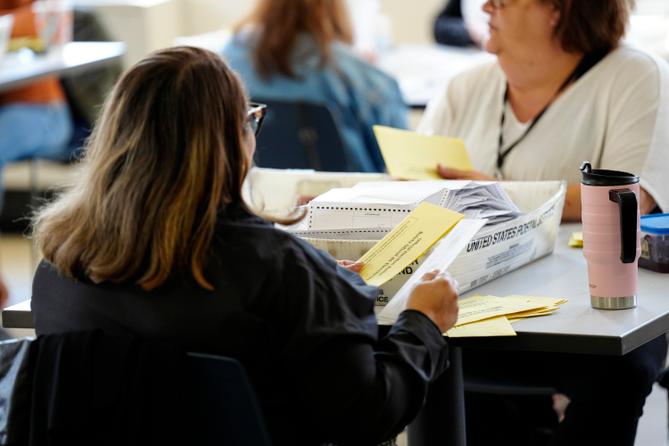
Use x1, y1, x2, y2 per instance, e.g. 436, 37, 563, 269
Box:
406, 270, 459, 333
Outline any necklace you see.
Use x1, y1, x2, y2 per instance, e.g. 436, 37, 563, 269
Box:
495, 49, 608, 178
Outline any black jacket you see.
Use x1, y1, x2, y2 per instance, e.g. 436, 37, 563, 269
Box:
32, 203, 449, 446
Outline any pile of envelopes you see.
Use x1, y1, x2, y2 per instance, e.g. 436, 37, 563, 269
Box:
446, 295, 568, 337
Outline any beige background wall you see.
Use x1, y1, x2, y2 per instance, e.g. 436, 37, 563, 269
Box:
178, 0, 444, 43
76, 0, 446, 66
77, 0, 669, 68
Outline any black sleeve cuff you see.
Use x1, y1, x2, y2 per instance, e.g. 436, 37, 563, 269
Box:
384, 310, 450, 381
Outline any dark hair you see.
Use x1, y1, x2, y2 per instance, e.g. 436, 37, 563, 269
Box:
547, 0, 634, 53
236, 0, 354, 79
33, 47, 250, 291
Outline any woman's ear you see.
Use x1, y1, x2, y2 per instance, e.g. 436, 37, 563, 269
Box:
243, 127, 256, 166
549, 2, 561, 28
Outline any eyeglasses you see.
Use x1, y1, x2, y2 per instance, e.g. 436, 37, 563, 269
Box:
487, 0, 511, 8
247, 102, 267, 137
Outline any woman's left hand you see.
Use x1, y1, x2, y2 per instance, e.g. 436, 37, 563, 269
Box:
437, 163, 495, 181
640, 187, 658, 215
337, 260, 364, 273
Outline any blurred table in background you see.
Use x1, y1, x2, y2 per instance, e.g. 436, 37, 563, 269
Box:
378, 44, 494, 109
0, 41, 125, 92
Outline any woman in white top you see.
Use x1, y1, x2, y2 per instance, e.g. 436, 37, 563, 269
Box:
419, 0, 669, 220
420, 2, 668, 445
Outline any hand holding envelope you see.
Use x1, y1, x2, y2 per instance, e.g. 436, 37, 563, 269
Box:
373, 125, 474, 180
357, 202, 464, 286
406, 270, 460, 333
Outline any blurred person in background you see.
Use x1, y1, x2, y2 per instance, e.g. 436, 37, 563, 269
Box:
0, 0, 72, 209
434, 0, 488, 47
222, 0, 408, 173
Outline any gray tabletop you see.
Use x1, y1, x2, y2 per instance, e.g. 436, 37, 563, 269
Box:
1, 299, 31, 331
454, 223, 669, 355
3, 224, 668, 355
0, 41, 125, 93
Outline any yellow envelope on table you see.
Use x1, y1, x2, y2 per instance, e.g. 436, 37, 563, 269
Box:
446, 317, 516, 338
455, 295, 549, 326
358, 202, 463, 286
504, 295, 568, 307
373, 125, 473, 180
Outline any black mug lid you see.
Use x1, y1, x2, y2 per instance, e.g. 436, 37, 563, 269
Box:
580, 161, 639, 186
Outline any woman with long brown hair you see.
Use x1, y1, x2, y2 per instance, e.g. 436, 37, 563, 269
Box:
222, 0, 407, 173
30, 46, 459, 446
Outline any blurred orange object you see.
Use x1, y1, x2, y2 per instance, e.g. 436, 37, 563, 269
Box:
0, 0, 65, 105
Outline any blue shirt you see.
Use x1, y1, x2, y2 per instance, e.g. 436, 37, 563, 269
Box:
222, 32, 408, 172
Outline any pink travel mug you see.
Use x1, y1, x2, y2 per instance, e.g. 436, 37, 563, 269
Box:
580, 162, 640, 310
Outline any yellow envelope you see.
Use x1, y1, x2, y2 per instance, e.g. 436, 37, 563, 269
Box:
507, 309, 559, 320
358, 202, 463, 286
504, 295, 568, 307
455, 295, 549, 326
373, 125, 473, 180
446, 317, 516, 337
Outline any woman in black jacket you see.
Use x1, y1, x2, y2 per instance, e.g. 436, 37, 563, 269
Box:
30, 46, 459, 446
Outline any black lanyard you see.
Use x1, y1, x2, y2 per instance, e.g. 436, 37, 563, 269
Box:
495, 49, 608, 176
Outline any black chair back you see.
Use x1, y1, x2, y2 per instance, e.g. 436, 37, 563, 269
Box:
253, 99, 349, 172
0, 334, 272, 446
186, 353, 272, 446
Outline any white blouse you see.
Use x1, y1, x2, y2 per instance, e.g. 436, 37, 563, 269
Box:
418, 45, 669, 212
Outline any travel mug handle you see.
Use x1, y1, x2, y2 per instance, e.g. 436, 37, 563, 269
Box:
608, 188, 637, 264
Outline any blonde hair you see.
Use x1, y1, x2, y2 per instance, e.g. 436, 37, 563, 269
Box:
236, 0, 354, 79
33, 46, 251, 291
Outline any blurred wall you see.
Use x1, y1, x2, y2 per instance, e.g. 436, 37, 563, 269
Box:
77, 0, 668, 68
77, 0, 446, 67
178, 0, 254, 34
379, 0, 443, 44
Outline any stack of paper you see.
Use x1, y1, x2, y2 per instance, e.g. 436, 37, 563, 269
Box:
290, 181, 566, 307
445, 295, 568, 338
304, 180, 523, 231
442, 182, 523, 225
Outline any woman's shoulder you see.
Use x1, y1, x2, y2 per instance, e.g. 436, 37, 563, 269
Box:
427, 59, 502, 114
449, 60, 502, 92
329, 43, 402, 92
600, 45, 669, 81
218, 209, 378, 312
221, 30, 254, 64
218, 205, 347, 272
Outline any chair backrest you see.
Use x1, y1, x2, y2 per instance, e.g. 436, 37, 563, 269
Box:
185, 353, 272, 446
0, 334, 272, 446
253, 98, 350, 172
